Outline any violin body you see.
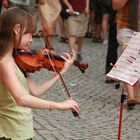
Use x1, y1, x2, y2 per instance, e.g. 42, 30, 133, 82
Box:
14, 48, 88, 73
15, 53, 41, 72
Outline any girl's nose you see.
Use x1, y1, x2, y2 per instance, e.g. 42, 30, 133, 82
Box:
29, 34, 33, 42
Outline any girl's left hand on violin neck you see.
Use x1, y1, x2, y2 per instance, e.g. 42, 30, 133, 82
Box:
60, 49, 75, 74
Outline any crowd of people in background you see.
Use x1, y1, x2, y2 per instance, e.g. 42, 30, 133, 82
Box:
0, 0, 111, 62
0, 0, 140, 139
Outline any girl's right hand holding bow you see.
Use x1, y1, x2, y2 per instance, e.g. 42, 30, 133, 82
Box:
50, 100, 80, 116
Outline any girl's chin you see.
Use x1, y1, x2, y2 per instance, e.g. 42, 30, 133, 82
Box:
20, 46, 29, 50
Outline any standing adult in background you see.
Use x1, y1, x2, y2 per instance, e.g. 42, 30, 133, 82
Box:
62, 0, 89, 62
100, 0, 110, 45
38, 0, 61, 50
112, 0, 140, 107
92, 0, 103, 43
105, 0, 118, 83
85, 0, 95, 38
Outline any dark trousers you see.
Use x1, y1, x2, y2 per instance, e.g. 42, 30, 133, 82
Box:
105, 22, 118, 74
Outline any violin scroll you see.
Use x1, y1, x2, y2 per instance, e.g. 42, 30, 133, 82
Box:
73, 60, 88, 73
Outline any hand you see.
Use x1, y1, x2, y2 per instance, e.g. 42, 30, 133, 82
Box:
59, 99, 80, 115
60, 49, 75, 74
67, 8, 74, 15
84, 7, 89, 15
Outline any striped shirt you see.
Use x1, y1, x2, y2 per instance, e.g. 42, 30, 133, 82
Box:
117, 0, 140, 32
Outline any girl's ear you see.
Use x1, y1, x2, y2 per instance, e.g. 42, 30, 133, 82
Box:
13, 24, 21, 35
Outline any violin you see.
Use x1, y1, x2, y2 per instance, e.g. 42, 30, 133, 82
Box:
14, 48, 88, 73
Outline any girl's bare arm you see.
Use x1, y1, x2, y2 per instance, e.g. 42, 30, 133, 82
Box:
0, 60, 79, 113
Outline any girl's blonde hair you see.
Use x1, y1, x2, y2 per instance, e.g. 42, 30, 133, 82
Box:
0, 7, 36, 58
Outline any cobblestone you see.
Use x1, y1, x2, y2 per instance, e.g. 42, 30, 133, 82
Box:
30, 36, 140, 140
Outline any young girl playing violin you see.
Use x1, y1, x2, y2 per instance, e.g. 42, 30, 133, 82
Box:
0, 7, 79, 140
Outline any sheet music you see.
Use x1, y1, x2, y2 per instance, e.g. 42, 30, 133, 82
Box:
107, 32, 140, 85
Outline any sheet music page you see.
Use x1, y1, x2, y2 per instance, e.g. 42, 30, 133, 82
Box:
106, 32, 140, 86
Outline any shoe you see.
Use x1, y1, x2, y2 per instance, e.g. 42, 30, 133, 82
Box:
59, 37, 68, 43
92, 36, 103, 43
127, 97, 140, 109
127, 97, 136, 109
105, 79, 116, 84
128, 97, 140, 104
105, 77, 117, 84
127, 102, 136, 109
127, 96, 140, 109
76, 54, 82, 62
85, 32, 92, 38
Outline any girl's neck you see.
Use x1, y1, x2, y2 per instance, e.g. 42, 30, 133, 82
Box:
3, 46, 14, 60
6, 48, 13, 56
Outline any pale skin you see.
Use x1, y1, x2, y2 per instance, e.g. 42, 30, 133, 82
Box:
0, 23, 80, 114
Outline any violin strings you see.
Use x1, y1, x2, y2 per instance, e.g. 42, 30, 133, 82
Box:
37, 32, 68, 99
37, 32, 79, 118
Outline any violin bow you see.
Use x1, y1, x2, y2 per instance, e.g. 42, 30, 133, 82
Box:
38, 31, 80, 118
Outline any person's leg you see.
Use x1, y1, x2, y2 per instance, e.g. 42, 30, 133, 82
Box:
89, 9, 95, 34
68, 36, 77, 53
105, 22, 118, 74
44, 36, 54, 49
125, 84, 136, 100
59, 16, 67, 40
117, 28, 140, 106
93, 24, 102, 43
134, 82, 140, 97
88, 0, 95, 35
85, 9, 95, 38
100, 2, 109, 45
105, 22, 118, 83
77, 37, 84, 53
102, 14, 109, 45
93, 3, 102, 43
40, 21, 57, 49
76, 37, 85, 61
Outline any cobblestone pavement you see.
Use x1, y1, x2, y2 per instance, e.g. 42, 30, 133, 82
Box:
30, 36, 140, 140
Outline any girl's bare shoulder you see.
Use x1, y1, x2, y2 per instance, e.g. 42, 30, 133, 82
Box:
0, 58, 15, 82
